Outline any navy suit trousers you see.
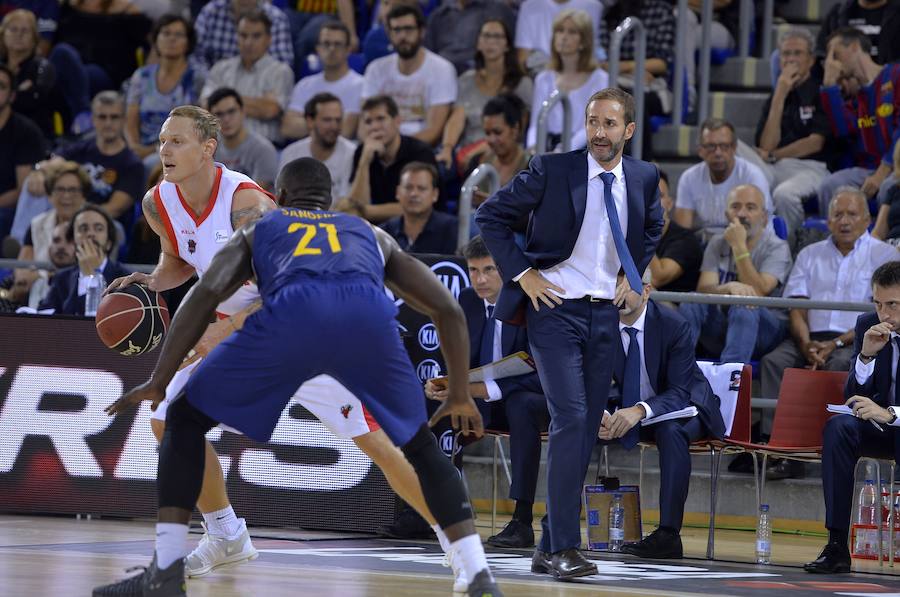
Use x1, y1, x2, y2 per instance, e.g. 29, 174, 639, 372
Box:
640, 416, 705, 530
504, 390, 550, 504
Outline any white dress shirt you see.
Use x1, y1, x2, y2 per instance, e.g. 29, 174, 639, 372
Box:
610, 306, 653, 419
854, 332, 900, 427
77, 258, 108, 296
531, 154, 628, 300
482, 299, 503, 402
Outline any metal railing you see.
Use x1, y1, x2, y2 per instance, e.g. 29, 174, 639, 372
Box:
0, 258, 156, 274
738, 0, 753, 58
672, 0, 689, 126
608, 16, 647, 160
697, 0, 713, 125
534, 89, 572, 154
651, 291, 874, 313
456, 164, 499, 249
761, 0, 774, 60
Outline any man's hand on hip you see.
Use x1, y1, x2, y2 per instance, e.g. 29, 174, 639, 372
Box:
519, 269, 564, 311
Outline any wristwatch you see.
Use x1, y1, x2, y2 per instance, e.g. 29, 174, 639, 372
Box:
834, 338, 845, 348
888, 407, 898, 425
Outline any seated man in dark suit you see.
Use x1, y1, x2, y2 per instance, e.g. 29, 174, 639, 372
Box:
601, 270, 726, 559
806, 260, 900, 574
426, 236, 548, 548
40, 204, 130, 315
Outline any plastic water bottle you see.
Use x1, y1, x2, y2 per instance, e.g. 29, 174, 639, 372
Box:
855, 480, 878, 556
756, 504, 771, 564
84, 273, 102, 317
608, 493, 625, 552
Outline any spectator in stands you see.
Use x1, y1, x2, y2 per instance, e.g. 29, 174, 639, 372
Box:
18, 161, 88, 263
816, 0, 900, 65
126, 162, 163, 265
279, 92, 357, 201
467, 94, 531, 209
680, 184, 791, 364
283, 0, 358, 72
761, 188, 896, 479
207, 87, 278, 190
514, 0, 601, 75
39, 203, 129, 315
0, 267, 33, 312
379, 161, 457, 254
427, 235, 548, 549
53, 0, 151, 90
650, 170, 702, 293
0, 9, 57, 139
438, 19, 532, 171
818, 27, 899, 213
11, 91, 144, 240
673, 118, 772, 241
424, 0, 516, 75
0, 0, 59, 56
873, 143, 900, 242
0, 64, 46, 241
194, 0, 294, 70
282, 20, 363, 141
339, 94, 436, 222
805, 260, 900, 575
745, 28, 833, 240
598, 0, 676, 157
361, 4, 457, 147
603, 272, 726, 560
361, 0, 418, 67
525, 9, 608, 152
27, 220, 77, 307
201, 10, 294, 145
125, 14, 203, 167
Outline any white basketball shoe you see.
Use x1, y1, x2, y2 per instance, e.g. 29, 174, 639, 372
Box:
185, 519, 258, 577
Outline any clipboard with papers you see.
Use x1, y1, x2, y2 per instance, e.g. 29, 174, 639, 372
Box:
430, 351, 535, 387
641, 406, 698, 426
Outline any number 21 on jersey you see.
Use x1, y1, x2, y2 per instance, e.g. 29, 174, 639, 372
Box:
287, 222, 342, 256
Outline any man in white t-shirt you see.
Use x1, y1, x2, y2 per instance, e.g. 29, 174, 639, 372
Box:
514, 0, 602, 73
282, 20, 363, 141
673, 118, 773, 241
361, 4, 457, 147
279, 92, 358, 202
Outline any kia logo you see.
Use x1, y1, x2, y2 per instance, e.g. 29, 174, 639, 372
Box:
417, 323, 439, 351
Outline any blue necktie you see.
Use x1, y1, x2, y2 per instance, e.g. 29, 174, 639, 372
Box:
894, 337, 900, 407
479, 305, 495, 366
621, 326, 641, 449
599, 172, 642, 294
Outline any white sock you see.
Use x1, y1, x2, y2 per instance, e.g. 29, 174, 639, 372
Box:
155, 522, 189, 569
432, 524, 451, 554
450, 534, 490, 583
203, 506, 243, 539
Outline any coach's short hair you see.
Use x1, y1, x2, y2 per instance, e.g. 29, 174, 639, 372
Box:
872, 261, 900, 289
462, 236, 492, 261
585, 88, 635, 124
169, 105, 220, 141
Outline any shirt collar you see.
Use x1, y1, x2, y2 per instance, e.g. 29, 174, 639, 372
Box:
587, 153, 624, 182
829, 231, 870, 252
619, 304, 647, 334
482, 297, 497, 315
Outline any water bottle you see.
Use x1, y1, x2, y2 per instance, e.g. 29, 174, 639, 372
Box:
855, 480, 877, 556
84, 273, 102, 317
608, 493, 625, 552
756, 504, 771, 564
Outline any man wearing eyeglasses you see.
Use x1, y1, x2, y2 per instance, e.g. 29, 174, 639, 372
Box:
361, 4, 457, 147
673, 118, 773, 242
282, 20, 363, 141
208, 87, 279, 191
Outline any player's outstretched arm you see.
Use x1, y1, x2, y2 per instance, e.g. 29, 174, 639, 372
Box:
106, 227, 257, 415
376, 228, 483, 437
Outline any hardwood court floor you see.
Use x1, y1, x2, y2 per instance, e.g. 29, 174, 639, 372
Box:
1, 515, 898, 596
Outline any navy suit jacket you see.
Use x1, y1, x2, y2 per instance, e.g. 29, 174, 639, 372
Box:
846, 312, 893, 405
39, 261, 131, 315
612, 301, 726, 439
475, 150, 664, 324
458, 287, 543, 397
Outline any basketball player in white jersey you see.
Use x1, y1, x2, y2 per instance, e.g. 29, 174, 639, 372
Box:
107, 106, 467, 592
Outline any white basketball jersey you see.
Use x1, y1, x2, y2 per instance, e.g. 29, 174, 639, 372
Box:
696, 361, 742, 437
154, 163, 267, 316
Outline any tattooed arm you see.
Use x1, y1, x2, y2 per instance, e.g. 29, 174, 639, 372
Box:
231, 187, 277, 230
106, 190, 197, 294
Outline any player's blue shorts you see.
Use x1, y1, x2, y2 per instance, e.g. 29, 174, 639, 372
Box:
183, 278, 427, 447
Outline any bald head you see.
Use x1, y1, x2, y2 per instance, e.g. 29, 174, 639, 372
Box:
275, 158, 333, 210
726, 184, 767, 237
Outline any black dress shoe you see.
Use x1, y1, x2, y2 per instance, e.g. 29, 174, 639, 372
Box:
804, 542, 851, 574
765, 458, 805, 481
487, 519, 535, 548
531, 549, 553, 574
621, 527, 684, 559
551, 548, 597, 580
728, 452, 755, 474
376, 507, 435, 540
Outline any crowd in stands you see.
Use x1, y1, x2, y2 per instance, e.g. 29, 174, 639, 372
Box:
1, 0, 900, 477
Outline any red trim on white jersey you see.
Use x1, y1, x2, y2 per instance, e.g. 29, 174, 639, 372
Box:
153, 184, 180, 258
175, 166, 223, 227
234, 181, 277, 204
363, 406, 381, 432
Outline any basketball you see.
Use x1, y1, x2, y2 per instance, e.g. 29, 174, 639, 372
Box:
95, 284, 170, 356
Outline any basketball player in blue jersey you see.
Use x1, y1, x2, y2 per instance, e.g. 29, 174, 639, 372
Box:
94, 158, 503, 597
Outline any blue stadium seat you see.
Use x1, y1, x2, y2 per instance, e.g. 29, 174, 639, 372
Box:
348, 52, 366, 74
802, 217, 828, 232
772, 215, 787, 240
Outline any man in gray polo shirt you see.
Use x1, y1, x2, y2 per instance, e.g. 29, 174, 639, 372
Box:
208, 87, 278, 190
680, 184, 793, 363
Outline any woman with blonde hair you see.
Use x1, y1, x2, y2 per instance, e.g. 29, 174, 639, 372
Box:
0, 9, 57, 137
525, 9, 608, 152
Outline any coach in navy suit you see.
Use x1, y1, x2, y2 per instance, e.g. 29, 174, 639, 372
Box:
806, 261, 900, 575
476, 88, 663, 579
39, 204, 130, 315
601, 276, 725, 559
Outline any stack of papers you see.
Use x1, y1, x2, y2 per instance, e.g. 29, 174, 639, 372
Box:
641, 406, 698, 426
